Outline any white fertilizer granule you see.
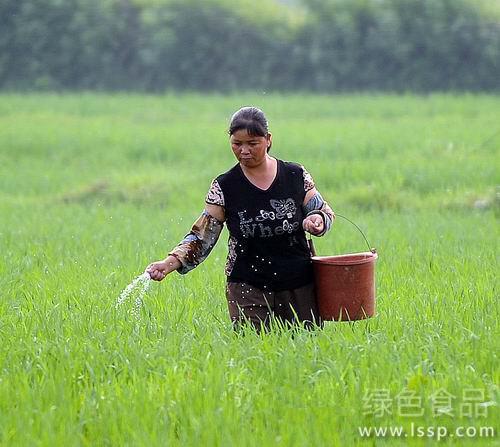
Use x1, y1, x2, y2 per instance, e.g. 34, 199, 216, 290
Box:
116, 272, 151, 319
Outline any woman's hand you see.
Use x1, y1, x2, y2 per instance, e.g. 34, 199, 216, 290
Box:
146, 255, 181, 281
302, 214, 324, 236
146, 261, 169, 281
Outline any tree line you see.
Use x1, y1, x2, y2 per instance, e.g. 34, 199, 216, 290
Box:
1, 0, 499, 92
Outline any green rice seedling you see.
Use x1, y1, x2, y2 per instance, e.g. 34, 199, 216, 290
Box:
0, 93, 498, 446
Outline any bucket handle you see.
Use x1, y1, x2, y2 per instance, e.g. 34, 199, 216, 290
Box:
307, 213, 376, 257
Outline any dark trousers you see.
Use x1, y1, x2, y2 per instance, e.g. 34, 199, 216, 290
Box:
226, 281, 321, 331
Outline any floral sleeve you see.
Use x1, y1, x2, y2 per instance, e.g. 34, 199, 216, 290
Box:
205, 179, 225, 207
301, 166, 315, 192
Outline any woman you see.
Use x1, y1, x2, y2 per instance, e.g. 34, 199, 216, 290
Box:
147, 107, 334, 330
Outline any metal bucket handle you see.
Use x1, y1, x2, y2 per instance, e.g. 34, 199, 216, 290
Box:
307, 213, 376, 257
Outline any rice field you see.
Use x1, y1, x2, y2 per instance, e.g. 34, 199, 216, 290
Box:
0, 93, 498, 446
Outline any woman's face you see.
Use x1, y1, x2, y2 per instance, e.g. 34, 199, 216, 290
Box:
230, 129, 272, 168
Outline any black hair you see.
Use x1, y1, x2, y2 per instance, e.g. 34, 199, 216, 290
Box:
228, 106, 271, 152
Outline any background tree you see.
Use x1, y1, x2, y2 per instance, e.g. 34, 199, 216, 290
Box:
0, 0, 498, 92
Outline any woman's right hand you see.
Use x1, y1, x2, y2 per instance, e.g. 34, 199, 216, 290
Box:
146, 260, 169, 281
146, 255, 181, 281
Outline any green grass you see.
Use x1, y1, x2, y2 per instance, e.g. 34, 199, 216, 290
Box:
0, 93, 498, 446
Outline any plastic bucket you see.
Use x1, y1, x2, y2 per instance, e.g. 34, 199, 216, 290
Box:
308, 214, 378, 321
311, 251, 377, 321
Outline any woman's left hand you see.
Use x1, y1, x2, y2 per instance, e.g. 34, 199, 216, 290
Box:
303, 214, 324, 235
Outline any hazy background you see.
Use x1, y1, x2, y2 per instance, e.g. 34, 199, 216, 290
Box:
1, 0, 499, 93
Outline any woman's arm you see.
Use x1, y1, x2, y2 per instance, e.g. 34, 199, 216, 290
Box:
147, 204, 226, 281
205, 203, 225, 222
302, 186, 335, 236
147, 255, 182, 281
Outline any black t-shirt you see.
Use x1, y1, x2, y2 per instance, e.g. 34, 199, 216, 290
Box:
206, 159, 314, 291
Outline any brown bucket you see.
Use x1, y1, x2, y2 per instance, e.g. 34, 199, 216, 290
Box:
308, 215, 378, 321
